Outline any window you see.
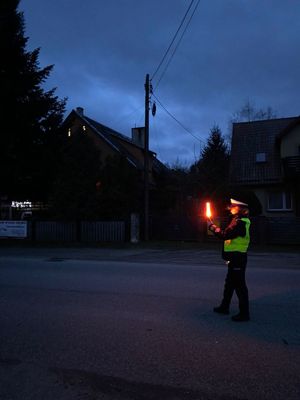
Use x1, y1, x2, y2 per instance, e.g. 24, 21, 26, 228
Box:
256, 152, 266, 163
268, 191, 292, 211
68, 128, 71, 137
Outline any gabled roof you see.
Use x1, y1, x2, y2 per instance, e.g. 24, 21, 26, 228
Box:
276, 116, 300, 140
229, 116, 300, 186
63, 108, 167, 174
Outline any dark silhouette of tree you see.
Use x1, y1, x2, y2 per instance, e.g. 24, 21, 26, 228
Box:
190, 125, 230, 214
0, 0, 66, 201
150, 164, 188, 216
232, 99, 277, 123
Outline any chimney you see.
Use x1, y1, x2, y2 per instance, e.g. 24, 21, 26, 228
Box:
76, 107, 84, 116
131, 127, 145, 147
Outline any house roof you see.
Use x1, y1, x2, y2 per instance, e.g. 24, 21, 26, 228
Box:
64, 108, 167, 174
276, 116, 300, 140
229, 116, 300, 186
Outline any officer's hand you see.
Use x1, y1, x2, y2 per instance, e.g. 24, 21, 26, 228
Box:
208, 223, 217, 232
208, 224, 221, 233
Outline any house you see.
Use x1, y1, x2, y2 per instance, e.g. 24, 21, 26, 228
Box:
229, 116, 300, 244
62, 107, 166, 182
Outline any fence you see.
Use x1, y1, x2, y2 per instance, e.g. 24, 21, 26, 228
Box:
151, 215, 300, 245
2, 216, 300, 244
34, 221, 77, 242
29, 220, 125, 242
81, 221, 125, 242
267, 216, 300, 245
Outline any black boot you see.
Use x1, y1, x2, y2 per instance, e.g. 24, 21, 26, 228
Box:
231, 313, 250, 322
213, 306, 229, 315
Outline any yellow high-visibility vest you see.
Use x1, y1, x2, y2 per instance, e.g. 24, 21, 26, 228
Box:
224, 218, 250, 253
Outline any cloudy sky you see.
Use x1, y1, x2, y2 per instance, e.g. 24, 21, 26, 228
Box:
21, 0, 300, 166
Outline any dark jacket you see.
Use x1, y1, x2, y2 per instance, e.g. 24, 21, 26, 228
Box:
210, 215, 248, 264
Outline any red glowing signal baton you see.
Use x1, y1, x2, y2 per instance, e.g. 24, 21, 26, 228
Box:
206, 202, 211, 218
206, 202, 213, 224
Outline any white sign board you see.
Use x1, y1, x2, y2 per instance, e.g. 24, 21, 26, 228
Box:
0, 221, 28, 238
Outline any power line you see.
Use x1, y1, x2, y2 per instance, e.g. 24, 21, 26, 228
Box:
154, 0, 201, 91
152, 93, 205, 144
151, 0, 196, 82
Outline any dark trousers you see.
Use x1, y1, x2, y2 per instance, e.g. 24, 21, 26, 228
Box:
221, 254, 249, 316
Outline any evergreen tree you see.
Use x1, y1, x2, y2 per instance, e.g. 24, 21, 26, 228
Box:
0, 0, 66, 201
150, 164, 188, 216
190, 125, 230, 213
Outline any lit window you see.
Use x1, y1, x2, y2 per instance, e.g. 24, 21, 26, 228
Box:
256, 153, 266, 163
268, 191, 292, 211
82, 125, 86, 132
68, 128, 71, 137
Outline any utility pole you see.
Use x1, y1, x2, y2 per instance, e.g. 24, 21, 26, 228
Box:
144, 73, 150, 241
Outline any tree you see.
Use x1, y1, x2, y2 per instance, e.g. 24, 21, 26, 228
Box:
0, 0, 66, 201
231, 99, 277, 123
190, 125, 230, 213
150, 163, 188, 216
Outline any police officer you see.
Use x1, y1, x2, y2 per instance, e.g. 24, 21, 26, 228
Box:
208, 198, 251, 322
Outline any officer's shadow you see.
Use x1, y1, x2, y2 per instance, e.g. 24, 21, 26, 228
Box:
192, 289, 300, 346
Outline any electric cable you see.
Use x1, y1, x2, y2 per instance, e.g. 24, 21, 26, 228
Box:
151, 0, 196, 82
152, 93, 205, 144
111, 105, 144, 131
154, 0, 201, 91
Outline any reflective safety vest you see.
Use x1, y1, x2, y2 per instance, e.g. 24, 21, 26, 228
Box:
224, 218, 251, 253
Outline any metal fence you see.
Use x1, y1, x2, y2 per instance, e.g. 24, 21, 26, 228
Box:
81, 221, 125, 242
35, 221, 77, 242
2, 216, 299, 244
31, 220, 125, 242
267, 216, 300, 245
151, 215, 300, 245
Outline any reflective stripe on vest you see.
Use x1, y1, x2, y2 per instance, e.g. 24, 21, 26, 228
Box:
224, 218, 251, 253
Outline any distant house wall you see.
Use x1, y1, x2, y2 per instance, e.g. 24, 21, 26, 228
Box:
112, 136, 155, 182
253, 186, 297, 217
63, 111, 160, 185
215, 117, 300, 242
113, 137, 144, 163
280, 125, 300, 157
87, 126, 119, 161
67, 119, 122, 163
253, 188, 267, 215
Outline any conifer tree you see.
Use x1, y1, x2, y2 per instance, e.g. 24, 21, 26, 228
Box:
190, 125, 230, 213
0, 0, 66, 201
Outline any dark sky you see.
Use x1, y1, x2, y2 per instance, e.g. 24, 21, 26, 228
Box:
21, 0, 300, 166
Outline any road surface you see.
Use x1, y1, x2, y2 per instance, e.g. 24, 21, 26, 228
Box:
0, 247, 299, 399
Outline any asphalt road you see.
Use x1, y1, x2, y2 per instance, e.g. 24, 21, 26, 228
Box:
0, 246, 299, 399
